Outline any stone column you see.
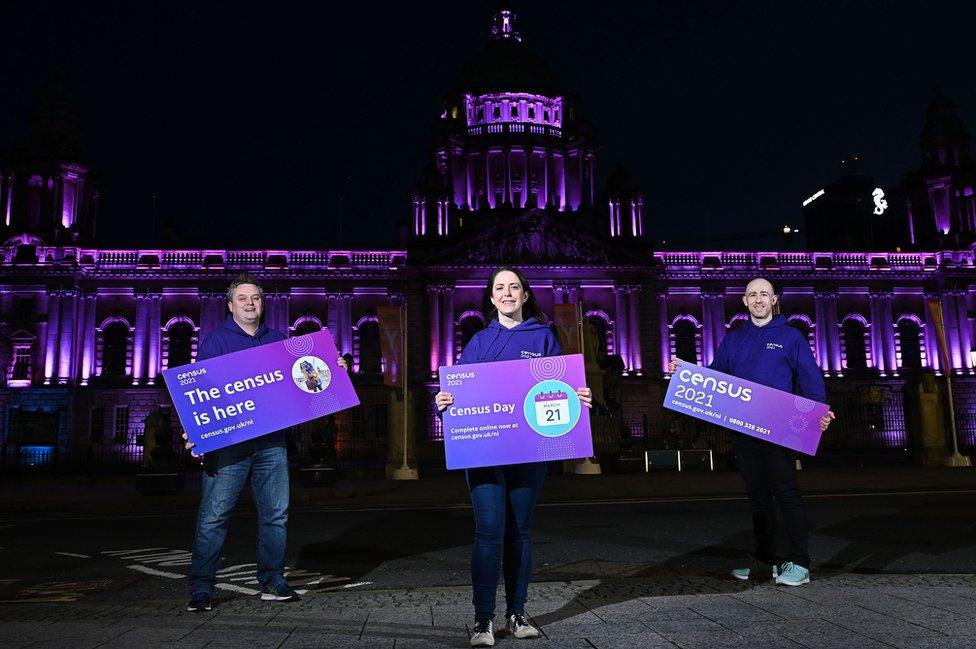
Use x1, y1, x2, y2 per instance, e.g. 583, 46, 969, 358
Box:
699, 289, 724, 367
868, 292, 886, 374
614, 285, 629, 372
815, 290, 841, 374
147, 292, 162, 384
553, 284, 567, 305
198, 292, 224, 342
57, 290, 79, 383
132, 292, 149, 385
567, 284, 580, 305
326, 293, 339, 340
340, 293, 353, 356
442, 286, 455, 366
43, 289, 62, 385
658, 292, 671, 374
951, 290, 974, 372
879, 291, 897, 374
80, 292, 97, 385
628, 287, 643, 374
428, 285, 441, 376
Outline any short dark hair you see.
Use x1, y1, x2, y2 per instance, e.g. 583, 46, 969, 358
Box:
482, 265, 547, 323
226, 273, 264, 303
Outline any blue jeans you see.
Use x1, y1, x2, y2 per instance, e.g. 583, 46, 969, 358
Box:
466, 462, 547, 620
189, 434, 289, 596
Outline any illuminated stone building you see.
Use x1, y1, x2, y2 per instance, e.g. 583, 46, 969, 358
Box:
1, 9, 974, 470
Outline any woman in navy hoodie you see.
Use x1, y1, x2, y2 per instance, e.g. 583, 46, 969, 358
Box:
435, 266, 592, 647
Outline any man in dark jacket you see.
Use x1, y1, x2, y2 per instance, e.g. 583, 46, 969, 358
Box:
670, 278, 834, 586
185, 274, 297, 611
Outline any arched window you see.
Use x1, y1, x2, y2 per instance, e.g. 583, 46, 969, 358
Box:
102, 322, 129, 377
293, 318, 322, 336
458, 312, 485, 355
672, 317, 699, 364
787, 315, 817, 358
585, 309, 614, 355
167, 322, 195, 369
842, 316, 868, 370
728, 313, 749, 331
357, 319, 381, 374
896, 316, 924, 369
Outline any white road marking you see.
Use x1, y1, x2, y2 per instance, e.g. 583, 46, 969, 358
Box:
55, 552, 91, 558
216, 583, 260, 595
127, 564, 184, 579
103, 548, 167, 556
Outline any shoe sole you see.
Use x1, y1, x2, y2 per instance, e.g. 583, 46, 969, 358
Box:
261, 594, 300, 601
186, 604, 211, 612
470, 636, 495, 647
776, 577, 811, 586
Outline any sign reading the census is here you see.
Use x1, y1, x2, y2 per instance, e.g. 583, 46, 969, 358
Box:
162, 330, 359, 454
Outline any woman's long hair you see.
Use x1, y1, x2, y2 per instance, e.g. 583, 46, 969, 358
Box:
481, 265, 548, 323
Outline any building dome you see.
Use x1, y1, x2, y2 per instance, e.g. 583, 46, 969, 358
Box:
452, 8, 560, 96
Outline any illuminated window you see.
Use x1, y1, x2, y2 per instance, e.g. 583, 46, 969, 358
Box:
11, 345, 31, 381
102, 322, 129, 377
114, 406, 129, 444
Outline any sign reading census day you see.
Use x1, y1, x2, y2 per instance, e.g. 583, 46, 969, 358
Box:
663, 363, 829, 455
439, 354, 593, 470
162, 330, 359, 454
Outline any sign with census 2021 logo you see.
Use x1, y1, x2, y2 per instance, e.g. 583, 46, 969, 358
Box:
439, 354, 593, 470
162, 329, 359, 454
663, 362, 829, 455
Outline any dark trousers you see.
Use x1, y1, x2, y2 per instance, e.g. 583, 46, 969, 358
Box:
733, 434, 810, 567
466, 462, 547, 620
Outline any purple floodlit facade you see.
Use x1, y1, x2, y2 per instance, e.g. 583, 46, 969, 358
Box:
1, 8, 975, 467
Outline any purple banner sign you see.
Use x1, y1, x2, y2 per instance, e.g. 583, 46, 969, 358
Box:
663, 363, 828, 455
162, 330, 359, 454
439, 354, 593, 470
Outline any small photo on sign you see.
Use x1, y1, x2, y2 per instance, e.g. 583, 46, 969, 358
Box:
292, 356, 332, 394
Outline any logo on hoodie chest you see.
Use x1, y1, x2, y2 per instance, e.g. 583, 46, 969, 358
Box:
521, 350, 542, 359
766, 342, 783, 351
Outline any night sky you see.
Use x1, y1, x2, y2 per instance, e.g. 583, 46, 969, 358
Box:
2, 1, 974, 251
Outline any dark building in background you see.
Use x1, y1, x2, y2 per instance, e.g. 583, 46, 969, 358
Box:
803, 155, 909, 251
1, 8, 974, 473
903, 92, 976, 250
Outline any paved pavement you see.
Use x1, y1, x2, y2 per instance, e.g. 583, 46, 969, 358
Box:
2, 466, 975, 648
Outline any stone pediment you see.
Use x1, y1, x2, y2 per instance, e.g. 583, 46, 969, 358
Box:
10, 329, 38, 341
428, 209, 628, 265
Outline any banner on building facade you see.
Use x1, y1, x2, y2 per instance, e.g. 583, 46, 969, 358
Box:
439, 354, 592, 469
663, 363, 828, 455
926, 298, 951, 368
376, 305, 404, 387
553, 303, 582, 355
162, 329, 359, 454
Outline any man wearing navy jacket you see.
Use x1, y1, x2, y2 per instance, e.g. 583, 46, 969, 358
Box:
184, 274, 297, 612
670, 278, 834, 586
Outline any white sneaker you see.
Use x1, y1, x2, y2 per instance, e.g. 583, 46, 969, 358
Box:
470, 619, 494, 647
505, 613, 540, 639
